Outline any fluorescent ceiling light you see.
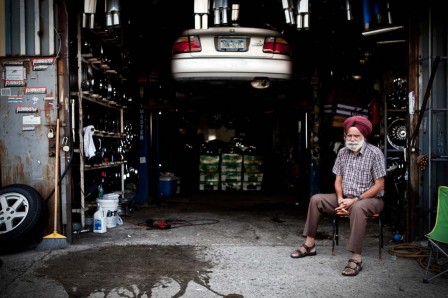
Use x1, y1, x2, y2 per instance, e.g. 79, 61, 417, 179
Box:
377, 40, 406, 45
362, 25, 404, 36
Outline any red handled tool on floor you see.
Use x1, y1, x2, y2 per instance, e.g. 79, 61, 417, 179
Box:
141, 218, 220, 230
153, 220, 171, 229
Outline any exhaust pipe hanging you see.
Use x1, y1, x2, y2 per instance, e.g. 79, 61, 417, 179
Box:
296, 0, 309, 30
231, 4, 240, 25
213, 0, 229, 26
282, 0, 295, 25
83, 0, 97, 29
346, 0, 353, 21
194, 0, 210, 29
105, 0, 121, 28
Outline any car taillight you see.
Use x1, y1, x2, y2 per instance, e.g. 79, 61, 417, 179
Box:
172, 36, 202, 54
263, 37, 291, 55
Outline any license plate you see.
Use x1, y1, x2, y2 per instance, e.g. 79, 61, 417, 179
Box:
219, 38, 246, 51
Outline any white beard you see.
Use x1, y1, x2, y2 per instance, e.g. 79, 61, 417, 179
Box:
346, 138, 364, 152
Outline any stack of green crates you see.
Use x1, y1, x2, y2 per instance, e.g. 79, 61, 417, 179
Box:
243, 155, 263, 191
220, 153, 243, 191
199, 154, 220, 191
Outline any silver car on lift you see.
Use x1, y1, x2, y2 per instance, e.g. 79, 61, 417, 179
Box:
170, 26, 293, 89
171, 0, 293, 90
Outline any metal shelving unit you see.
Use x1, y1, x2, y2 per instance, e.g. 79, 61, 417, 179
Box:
73, 19, 128, 230
75, 94, 127, 229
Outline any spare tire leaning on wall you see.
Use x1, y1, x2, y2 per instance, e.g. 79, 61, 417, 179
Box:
0, 184, 48, 254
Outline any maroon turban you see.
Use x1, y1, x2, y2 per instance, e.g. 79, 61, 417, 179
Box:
343, 116, 372, 137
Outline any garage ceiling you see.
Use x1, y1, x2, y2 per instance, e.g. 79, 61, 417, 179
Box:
92, 0, 408, 97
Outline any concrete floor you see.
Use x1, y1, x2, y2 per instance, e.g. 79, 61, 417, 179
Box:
1, 192, 447, 297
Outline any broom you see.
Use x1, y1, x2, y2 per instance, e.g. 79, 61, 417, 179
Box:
36, 119, 68, 251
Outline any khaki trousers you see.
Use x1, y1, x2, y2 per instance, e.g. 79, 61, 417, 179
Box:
302, 193, 384, 254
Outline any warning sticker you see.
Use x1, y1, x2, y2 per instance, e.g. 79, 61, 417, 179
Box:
24, 87, 47, 94
23, 115, 41, 125
16, 106, 39, 113
4, 80, 26, 87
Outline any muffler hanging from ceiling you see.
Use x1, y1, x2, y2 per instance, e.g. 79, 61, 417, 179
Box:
194, 0, 210, 29
83, 0, 97, 29
386, 1, 393, 24
213, 0, 229, 26
231, 4, 240, 24
346, 0, 353, 21
105, 0, 120, 27
281, 0, 296, 25
296, 0, 309, 30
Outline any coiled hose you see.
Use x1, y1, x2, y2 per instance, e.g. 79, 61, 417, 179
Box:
389, 243, 448, 276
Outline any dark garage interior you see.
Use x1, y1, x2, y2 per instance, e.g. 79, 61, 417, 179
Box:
1, 0, 447, 252
3, 1, 448, 296
63, 0, 410, 241
106, 0, 408, 198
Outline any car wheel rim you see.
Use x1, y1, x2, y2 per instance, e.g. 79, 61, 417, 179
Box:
0, 192, 30, 234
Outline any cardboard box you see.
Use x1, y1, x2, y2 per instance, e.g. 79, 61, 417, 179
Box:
243, 173, 263, 182
243, 155, 263, 164
221, 182, 242, 191
221, 173, 242, 182
199, 163, 220, 173
243, 163, 263, 173
243, 182, 262, 191
199, 155, 220, 164
221, 153, 243, 164
200, 173, 220, 182
221, 164, 242, 172
199, 181, 219, 191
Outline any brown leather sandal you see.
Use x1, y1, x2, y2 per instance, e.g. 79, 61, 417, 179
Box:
290, 243, 317, 258
341, 259, 362, 276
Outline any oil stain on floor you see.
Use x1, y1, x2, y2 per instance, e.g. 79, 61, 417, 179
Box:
36, 244, 243, 298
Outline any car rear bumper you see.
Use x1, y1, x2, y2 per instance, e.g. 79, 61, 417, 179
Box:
171, 58, 293, 81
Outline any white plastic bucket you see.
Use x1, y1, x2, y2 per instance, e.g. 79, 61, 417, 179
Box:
97, 193, 119, 228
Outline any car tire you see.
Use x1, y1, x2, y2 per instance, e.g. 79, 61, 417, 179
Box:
0, 184, 48, 254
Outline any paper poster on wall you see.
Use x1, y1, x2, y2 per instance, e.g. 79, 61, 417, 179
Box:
4, 65, 25, 80
23, 115, 41, 125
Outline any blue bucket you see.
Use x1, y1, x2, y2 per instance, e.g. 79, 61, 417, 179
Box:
159, 176, 177, 197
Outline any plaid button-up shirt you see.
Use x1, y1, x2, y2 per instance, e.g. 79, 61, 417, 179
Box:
333, 142, 387, 198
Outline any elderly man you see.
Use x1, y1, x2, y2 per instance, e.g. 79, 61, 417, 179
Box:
290, 116, 386, 276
